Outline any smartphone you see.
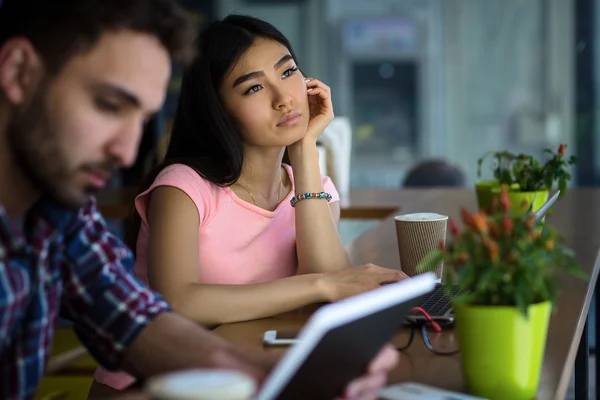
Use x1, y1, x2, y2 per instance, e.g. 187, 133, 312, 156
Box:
262, 330, 300, 346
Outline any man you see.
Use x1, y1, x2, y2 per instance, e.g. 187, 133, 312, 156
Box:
0, 0, 397, 399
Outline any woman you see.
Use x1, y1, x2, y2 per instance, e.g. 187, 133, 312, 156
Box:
90, 14, 405, 395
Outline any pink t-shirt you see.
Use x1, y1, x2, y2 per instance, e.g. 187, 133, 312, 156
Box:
94, 163, 339, 389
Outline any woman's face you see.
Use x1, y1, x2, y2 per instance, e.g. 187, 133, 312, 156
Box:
220, 37, 309, 148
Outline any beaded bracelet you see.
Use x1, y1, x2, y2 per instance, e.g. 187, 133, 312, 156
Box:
290, 192, 332, 207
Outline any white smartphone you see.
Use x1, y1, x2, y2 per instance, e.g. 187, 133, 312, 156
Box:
380, 383, 486, 400
262, 330, 300, 346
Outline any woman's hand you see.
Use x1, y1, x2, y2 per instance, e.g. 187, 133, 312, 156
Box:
293, 78, 334, 147
305, 78, 334, 142
287, 78, 334, 164
316, 264, 409, 303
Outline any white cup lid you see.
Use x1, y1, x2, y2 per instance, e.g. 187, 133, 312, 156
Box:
395, 212, 448, 222
146, 369, 256, 400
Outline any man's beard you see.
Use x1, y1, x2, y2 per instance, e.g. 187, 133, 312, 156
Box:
8, 86, 116, 209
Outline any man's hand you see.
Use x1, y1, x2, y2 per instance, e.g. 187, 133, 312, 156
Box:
338, 345, 398, 400
111, 344, 398, 400
220, 343, 398, 400
210, 345, 280, 385
123, 313, 397, 399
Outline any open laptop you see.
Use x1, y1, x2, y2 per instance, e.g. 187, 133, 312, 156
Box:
405, 190, 561, 324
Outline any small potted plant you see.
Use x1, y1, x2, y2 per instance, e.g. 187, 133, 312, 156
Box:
476, 144, 577, 215
418, 186, 587, 400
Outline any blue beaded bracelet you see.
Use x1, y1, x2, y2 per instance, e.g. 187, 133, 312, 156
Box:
290, 192, 332, 207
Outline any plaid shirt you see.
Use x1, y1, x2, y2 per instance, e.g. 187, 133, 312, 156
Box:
0, 197, 171, 399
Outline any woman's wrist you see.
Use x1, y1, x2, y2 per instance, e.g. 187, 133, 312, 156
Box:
287, 140, 319, 167
314, 273, 334, 303
298, 273, 329, 303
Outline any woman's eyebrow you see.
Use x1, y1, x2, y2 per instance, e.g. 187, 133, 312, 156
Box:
232, 54, 294, 88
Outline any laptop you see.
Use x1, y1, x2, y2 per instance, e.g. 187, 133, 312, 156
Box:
405, 190, 561, 324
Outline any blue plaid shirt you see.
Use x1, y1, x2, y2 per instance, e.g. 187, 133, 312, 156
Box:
0, 197, 171, 399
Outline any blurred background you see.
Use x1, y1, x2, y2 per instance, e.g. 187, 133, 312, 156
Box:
124, 0, 599, 191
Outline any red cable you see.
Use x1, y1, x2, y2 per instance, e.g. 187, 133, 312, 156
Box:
411, 306, 442, 332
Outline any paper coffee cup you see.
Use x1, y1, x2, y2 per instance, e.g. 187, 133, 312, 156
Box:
145, 370, 256, 400
394, 213, 448, 279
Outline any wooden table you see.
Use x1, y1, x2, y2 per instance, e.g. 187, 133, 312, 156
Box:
214, 188, 600, 400
95, 187, 402, 220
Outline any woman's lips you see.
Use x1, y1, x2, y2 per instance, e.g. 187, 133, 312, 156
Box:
277, 112, 302, 127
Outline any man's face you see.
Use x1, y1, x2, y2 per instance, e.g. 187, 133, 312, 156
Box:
7, 30, 171, 208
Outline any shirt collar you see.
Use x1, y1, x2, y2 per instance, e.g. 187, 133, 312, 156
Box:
0, 196, 82, 252
32, 197, 81, 232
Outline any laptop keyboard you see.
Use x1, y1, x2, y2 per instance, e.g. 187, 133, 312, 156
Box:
410, 283, 463, 317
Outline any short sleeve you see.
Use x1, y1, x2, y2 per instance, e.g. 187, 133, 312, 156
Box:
135, 164, 217, 230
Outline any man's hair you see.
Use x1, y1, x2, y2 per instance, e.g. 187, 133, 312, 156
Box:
0, 0, 197, 72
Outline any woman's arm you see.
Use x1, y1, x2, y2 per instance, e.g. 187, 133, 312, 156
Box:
287, 78, 350, 274
146, 186, 328, 326
145, 186, 402, 326
288, 144, 349, 274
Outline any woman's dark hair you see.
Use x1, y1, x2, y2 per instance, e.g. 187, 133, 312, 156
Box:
126, 14, 300, 251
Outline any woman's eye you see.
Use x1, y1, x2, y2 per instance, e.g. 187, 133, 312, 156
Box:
245, 84, 263, 95
282, 67, 298, 78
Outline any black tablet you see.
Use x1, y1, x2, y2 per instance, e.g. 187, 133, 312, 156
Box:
256, 273, 437, 400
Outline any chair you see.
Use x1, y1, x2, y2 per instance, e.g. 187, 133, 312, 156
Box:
402, 159, 466, 188
318, 117, 352, 203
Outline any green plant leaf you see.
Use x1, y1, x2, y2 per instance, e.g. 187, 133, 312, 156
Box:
563, 262, 589, 281
476, 267, 497, 293
452, 292, 480, 305
416, 250, 445, 273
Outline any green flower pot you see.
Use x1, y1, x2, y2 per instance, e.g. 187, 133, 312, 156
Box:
475, 180, 518, 211
504, 190, 549, 216
454, 301, 551, 400
475, 181, 548, 216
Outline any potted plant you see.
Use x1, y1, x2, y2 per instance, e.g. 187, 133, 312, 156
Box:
476, 144, 577, 215
418, 186, 587, 400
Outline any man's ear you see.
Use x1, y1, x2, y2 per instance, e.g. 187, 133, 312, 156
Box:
0, 38, 44, 105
